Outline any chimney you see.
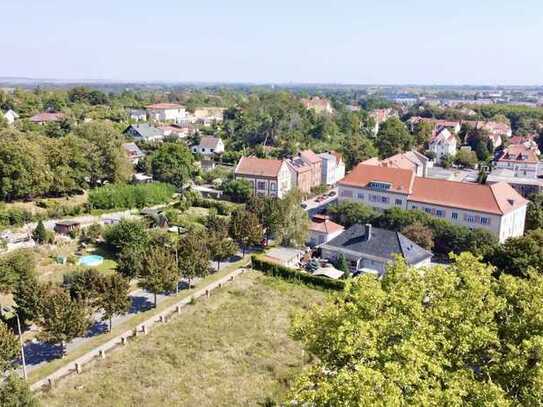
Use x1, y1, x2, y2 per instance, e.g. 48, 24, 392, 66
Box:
365, 224, 372, 241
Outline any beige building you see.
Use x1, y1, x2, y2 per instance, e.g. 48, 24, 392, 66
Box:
145, 103, 186, 123
234, 157, 291, 198
338, 164, 528, 242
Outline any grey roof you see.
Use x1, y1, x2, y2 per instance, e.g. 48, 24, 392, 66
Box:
322, 224, 432, 265
122, 142, 144, 156
124, 124, 163, 140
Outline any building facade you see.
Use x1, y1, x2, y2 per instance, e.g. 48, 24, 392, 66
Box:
338, 164, 528, 242
299, 150, 323, 188
234, 157, 292, 198
145, 103, 186, 123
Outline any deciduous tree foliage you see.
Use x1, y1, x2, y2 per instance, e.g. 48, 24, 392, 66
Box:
375, 117, 414, 158
140, 246, 178, 307
97, 274, 131, 331
229, 209, 262, 255
490, 228, 543, 277
104, 220, 149, 254
0, 374, 38, 407
401, 222, 434, 251
289, 254, 543, 405
177, 231, 211, 287
273, 191, 310, 247
149, 142, 194, 189
526, 193, 543, 232
0, 321, 19, 372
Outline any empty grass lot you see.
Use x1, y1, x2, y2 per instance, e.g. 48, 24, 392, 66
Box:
39, 272, 326, 407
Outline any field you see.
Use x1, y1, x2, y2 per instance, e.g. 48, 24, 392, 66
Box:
39, 272, 326, 407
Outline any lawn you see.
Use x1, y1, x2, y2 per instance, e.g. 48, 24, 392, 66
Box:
38, 272, 326, 407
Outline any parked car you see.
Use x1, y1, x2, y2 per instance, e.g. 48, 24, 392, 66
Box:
328, 191, 336, 197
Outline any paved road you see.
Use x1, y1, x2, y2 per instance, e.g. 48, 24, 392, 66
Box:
303, 188, 338, 217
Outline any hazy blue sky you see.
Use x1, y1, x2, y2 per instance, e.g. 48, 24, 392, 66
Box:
1, 0, 542, 85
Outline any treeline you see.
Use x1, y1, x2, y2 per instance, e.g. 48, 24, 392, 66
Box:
0, 122, 131, 201
328, 202, 499, 257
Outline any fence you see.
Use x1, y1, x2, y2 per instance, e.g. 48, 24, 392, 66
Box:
30, 267, 249, 392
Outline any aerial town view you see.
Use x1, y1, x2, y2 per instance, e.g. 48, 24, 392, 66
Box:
1, 1, 543, 406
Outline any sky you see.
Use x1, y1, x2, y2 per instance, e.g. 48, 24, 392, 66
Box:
1, 0, 542, 85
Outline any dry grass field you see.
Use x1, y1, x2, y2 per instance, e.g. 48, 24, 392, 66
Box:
39, 272, 326, 407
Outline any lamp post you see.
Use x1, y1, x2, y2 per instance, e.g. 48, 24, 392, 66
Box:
1, 306, 27, 380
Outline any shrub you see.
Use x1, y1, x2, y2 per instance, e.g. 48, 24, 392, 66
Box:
252, 256, 345, 290
88, 183, 176, 210
192, 197, 237, 216
0, 207, 34, 228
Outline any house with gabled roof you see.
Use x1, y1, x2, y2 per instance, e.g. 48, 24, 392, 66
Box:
338, 163, 528, 242
29, 112, 65, 125
321, 223, 432, 276
429, 126, 457, 163
234, 156, 292, 198
495, 143, 540, 178
299, 149, 322, 188
124, 123, 165, 142
191, 136, 225, 156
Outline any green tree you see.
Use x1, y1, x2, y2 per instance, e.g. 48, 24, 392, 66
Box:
97, 274, 131, 331
328, 201, 379, 227
0, 250, 36, 295
335, 254, 349, 274
274, 191, 310, 247
0, 374, 38, 407
116, 245, 146, 279
177, 231, 211, 288
13, 269, 46, 324
67, 268, 106, 308
208, 232, 238, 271
289, 253, 543, 405
32, 220, 47, 244
490, 229, 543, 277
401, 222, 434, 250
0, 321, 19, 372
223, 178, 253, 203
38, 288, 90, 354
375, 118, 413, 158
413, 120, 434, 147
149, 142, 194, 189
104, 220, 149, 254
340, 134, 378, 169
526, 193, 543, 232
454, 149, 478, 168
140, 247, 178, 307
229, 209, 263, 255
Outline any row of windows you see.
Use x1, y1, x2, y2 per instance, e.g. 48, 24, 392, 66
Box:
249, 180, 277, 191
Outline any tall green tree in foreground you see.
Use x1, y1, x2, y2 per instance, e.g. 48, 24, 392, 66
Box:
177, 231, 210, 287
375, 117, 413, 158
38, 288, 90, 355
289, 253, 543, 405
0, 321, 19, 372
229, 209, 262, 255
97, 274, 131, 331
149, 142, 194, 189
0, 374, 38, 407
140, 247, 178, 307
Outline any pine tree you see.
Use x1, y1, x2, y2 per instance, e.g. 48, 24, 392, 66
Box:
32, 220, 47, 244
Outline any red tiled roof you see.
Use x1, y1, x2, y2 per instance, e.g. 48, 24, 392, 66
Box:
145, 103, 183, 110
310, 218, 344, 235
410, 177, 527, 215
338, 164, 416, 194
300, 149, 321, 164
235, 156, 284, 178
497, 144, 539, 164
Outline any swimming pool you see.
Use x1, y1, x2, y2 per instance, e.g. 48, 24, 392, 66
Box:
78, 255, 104, 267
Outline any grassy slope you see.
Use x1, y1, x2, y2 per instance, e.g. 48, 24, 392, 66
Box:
39, 272, 325, 407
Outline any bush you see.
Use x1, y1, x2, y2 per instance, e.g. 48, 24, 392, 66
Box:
88, 183, 176, 210
192, 197, 237, 216
0, 207, 34, 228
252, 256, 345, 290
222, 179, 252, 203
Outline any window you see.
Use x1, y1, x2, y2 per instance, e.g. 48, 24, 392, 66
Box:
424, 207, 432, 214
270, 182, 276, 191
357, 193, 364, 200
451, 212, 458, 220
340, 190, 353, 198
480, 217, 490, 225
257, 181, 266, 190
436, 209, 445, 218
369, 194, 379, 202
395, 199, 402, 206
411, 205, 417, 209
381, 196, 389, 204
464, 214, 475, 223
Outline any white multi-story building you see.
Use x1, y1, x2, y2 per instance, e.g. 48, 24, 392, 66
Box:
338, 164, 528, 242
429, 127, 457, 163
234, 157, 292, 198
2, 109, 19, 125
145, 103, 186, 123
495, 143, 540, 178
319, 151, 346, 185
191, 136, 225, 157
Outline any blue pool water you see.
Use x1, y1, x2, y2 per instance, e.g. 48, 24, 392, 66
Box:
78, 255, 104, 267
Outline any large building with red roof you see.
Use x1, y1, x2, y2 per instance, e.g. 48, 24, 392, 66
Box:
234, 157, 292, 198
338, 163, 528, 242
495, 143, 540, 178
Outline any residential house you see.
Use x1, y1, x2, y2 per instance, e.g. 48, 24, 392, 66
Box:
319, 151, 346, 185
463, 120, 512, 148
128, 109, 147, 121
286, 157, 313, 194
122, 142, 145, 164
124, 124, 165, 142
308, 214, 344, 247
429, 127, 457, 163
299, 150, 323, 188
191, 136, 225, 157
29, 112, 65, 125
159, 125, 191, 139
408, 117, 461, 134
145, 103, 186, 123
301, 97, 334, 114
192, 107, 225, 125
362, 151, 431, 177
54, 220, 81, 235
368, 108, 398, 135
234, 156, 292, 198
321, 223, 432, 276
495, 143, 540, 178
338, 164, 528, 242
2, 109, 19, 125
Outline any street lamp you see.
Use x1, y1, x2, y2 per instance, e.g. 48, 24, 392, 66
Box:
1, 306, 27, 380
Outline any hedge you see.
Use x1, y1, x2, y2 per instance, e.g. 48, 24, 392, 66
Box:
88, 183, 176, 210
192, 197, 237, 216
251, 255, 345, 290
